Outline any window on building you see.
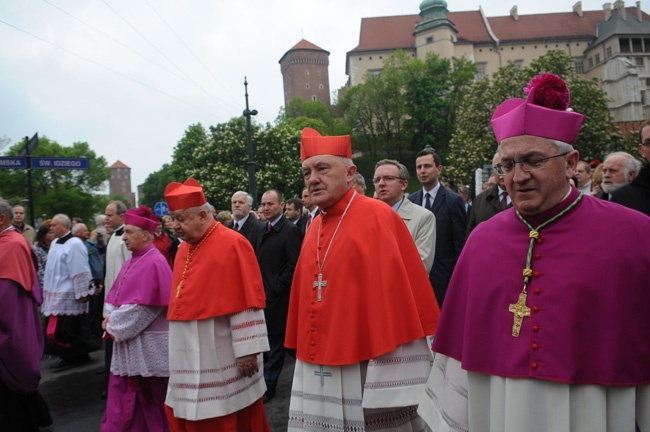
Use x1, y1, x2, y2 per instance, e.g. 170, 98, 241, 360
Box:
476, 62, 487, 79
305, 70, 309, 75
642, 90, 646, 106
595, 54, 601, 65
317, 71, 321, 76
632, 38, 643, 52
312, 95, 317, 101
574, 59, 585, 74
514, 59, 523, 69
620, 38, 631, 53
426, 36, 433, 44
637, 57, 645, 67
645, 78, 650, 86
588, 57, 594, 68
645, 39, 650, 52
305, 84, 310, 89
319, 84, 324, 90
606, 47, 612, 59
368, 69, 381, 77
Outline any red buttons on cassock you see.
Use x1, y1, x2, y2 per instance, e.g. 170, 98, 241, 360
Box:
536, 238, 543, 244
532, 325, 540, 332
532, 343, 539, 350
534, 253, 542, 260
311, 342, 315, 347
534, 272, 540, 278
533, 306, 540, 313
310, 314, 315, 319
534, 288, 541, 294
310, 328, 315, 333
310, 356, 314, 361
531, 363, 538, 369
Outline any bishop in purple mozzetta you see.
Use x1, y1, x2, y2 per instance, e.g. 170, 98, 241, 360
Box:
100, 205, 172, 432
418, 74, 650, 432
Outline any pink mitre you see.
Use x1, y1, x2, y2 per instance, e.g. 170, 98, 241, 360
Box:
125, 205, 158, 233
491, 74, 584, 145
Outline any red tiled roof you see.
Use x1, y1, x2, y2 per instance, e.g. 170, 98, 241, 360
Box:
279, 39, 330, 64
349, 7, 646, 54
110, 160, 130, 169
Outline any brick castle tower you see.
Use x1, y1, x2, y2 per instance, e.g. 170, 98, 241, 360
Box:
279, 39, 331, 106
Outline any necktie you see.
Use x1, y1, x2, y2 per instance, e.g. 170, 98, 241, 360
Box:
267, 222, 272, 233
234, 221, 239, 231
306, 213, 312, 230
500, 191, 509, 210
424, 193, 432, 211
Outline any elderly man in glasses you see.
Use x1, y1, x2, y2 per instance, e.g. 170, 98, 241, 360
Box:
418, 74, 650, 432
610, 120, 650, 216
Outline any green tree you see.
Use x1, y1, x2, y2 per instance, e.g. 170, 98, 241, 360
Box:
140, 163, 175, 209
0, 136, 109, 222
170, 123, 210, 181
446, 50, 633, 185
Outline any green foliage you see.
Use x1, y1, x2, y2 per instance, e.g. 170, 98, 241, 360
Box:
277, 98, 350, 137
140, 163, 175, 209
0, 136, 109, 222
166, 118, 303, 210
446, 50, 633, 185
170, 123, 210, 181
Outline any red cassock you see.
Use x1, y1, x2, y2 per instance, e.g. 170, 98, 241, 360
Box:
285, 188, 440, 365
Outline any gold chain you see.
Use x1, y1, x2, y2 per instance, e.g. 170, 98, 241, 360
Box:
175, 221, 220, 297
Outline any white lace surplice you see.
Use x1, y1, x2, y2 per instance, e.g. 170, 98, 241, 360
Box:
106, 303, 169, 377
165, 308, 270, 421
417, 353, 650, 432
288, 338, 432, 432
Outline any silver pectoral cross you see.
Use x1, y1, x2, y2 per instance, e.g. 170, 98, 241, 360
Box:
313, 273, 327, 301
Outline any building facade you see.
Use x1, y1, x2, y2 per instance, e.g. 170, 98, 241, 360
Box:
346, 0, 650, 125
279, 39, 331, 106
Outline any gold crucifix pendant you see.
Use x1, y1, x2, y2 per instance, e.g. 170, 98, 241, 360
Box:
508, 292, 531, 337
175, 281, 183, 298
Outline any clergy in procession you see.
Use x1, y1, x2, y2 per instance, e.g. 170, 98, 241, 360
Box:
163, 179, 271, 432
285, 128, 440, 431
418, 74, 650, 432
100, 206, 172, 431
0, 200, 52, 431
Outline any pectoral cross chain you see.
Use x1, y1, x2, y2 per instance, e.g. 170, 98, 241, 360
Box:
313, 273, 327, 302
508, 292, 531, 337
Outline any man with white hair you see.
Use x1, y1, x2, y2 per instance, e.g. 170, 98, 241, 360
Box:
611, 120, 650, 216
598, 151, 641, 200
228, 190, 264, 247
418, 74, 650, 432
43, 213, 100, 370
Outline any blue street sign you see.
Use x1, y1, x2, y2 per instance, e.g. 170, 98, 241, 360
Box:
154, 201, 169, 216
0, 156, 27, 169
31, 157, 89, 170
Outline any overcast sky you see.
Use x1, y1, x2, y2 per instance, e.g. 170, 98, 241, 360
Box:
0, 0, 631, 193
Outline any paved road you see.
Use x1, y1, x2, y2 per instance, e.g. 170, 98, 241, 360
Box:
38, 350, 295, 431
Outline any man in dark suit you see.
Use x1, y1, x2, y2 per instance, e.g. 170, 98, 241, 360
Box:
409, 146, 467, 306
227, 191, 264, 247
285, 197, 308, 233
301, 188, 319, 232
255, 189, 302, 403
466, 152, 512, 238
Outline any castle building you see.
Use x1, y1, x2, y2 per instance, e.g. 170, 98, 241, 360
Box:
279, 39, 331, 106
346, 0, 650, 128
109, 160, 136, 207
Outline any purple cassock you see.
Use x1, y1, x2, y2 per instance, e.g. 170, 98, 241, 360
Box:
433, 187, 650, 385
100, 243, 172, 432
0, 228, 52, 429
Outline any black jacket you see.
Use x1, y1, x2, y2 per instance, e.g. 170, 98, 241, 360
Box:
611, 163, 650, 217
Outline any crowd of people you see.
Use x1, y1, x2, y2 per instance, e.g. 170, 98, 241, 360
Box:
1, 73, 649, 432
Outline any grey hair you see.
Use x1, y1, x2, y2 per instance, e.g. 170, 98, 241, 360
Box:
549, 140, 574, 154
491, 152, 501, 167
232, 191, 253, 206
604, 151, 641, 179
53, 213, 72, 228
0, 200, 14, 220
353, 172, 366, 187
374, 159, 410, 182
188, 203, 213, 215
71, 223, 87, 235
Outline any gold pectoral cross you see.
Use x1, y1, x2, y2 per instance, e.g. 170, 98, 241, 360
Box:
508, 292, 531, 337
313, 273, 327, 301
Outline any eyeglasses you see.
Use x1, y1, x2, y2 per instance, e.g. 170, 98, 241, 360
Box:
642, 140, 650, 147
495, 152, 570, 175
372, 175, 405, 185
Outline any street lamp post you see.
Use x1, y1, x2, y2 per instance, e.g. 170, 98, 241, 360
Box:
243, 77, 258, 206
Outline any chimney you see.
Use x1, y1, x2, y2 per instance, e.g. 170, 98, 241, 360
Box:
604, 3, 612, 21
619, 0, 627, 20
573, 1, 583, 17
510, 5, 519, 21
637, 1, 643, 21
